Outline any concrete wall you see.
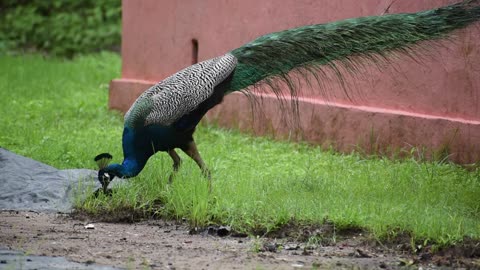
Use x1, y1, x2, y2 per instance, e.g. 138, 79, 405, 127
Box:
110, 0, 480, 163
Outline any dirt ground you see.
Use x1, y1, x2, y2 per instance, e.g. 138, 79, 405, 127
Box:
0, 210, 477, 270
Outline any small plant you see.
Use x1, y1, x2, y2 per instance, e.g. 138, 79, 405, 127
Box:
250, 236, 263, 253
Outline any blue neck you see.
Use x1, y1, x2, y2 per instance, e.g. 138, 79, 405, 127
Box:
103, 163, 134, 178
105, 125, 182, 178
105, 126, 153, 178
104, 158, 145, 178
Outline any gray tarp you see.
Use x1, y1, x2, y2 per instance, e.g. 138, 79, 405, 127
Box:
0, 148, 126, 270
0, 148, 100, 212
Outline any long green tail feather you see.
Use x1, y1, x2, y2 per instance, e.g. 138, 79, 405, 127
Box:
228, 0, 480, 99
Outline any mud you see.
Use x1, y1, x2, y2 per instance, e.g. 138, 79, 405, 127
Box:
2, 210, 475, 270
0, 248, 121, 270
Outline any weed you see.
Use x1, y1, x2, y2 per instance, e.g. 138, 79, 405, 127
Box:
250, 236, 263, 253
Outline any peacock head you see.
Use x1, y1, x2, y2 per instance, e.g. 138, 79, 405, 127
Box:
94, 153, 115, 189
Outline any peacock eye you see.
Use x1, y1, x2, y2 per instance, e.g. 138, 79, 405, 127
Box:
104, 173, 110, 179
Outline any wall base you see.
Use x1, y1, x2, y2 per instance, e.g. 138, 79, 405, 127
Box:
110, 78, 480, 164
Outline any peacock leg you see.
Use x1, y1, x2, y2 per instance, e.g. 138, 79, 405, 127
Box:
167, 149, 182, 183
181, 140, 212, 191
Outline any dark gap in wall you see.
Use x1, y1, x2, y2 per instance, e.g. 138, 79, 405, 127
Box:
192, 39, 199, 64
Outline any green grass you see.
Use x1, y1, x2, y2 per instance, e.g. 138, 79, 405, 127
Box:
1, 53, 479, 248
0, 52, 124, 168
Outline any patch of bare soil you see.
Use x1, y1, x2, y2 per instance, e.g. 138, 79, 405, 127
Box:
0, 210, 477, 269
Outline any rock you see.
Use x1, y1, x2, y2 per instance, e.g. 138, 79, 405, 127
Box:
263, 242, 278, 253
291, 261, 305, 268
284, 244, 300, 250
204, 225, 231, 237
355, 249, 372, 258
84, 224, 95, 230
216, 226, 231, 237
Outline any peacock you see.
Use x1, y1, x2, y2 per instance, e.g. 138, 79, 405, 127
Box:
95, 1, 480, 192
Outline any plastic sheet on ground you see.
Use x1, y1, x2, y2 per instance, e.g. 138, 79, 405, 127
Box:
0, 148, 99, 212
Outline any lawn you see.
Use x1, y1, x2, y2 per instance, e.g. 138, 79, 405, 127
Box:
1, 53, 479, 248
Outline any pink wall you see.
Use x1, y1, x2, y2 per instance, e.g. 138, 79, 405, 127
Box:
110, 0, 480, 163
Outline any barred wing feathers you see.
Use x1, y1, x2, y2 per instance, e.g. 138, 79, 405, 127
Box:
124, 54, 238, 128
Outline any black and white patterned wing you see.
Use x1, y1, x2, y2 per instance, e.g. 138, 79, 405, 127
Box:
124, 53, 237, 128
